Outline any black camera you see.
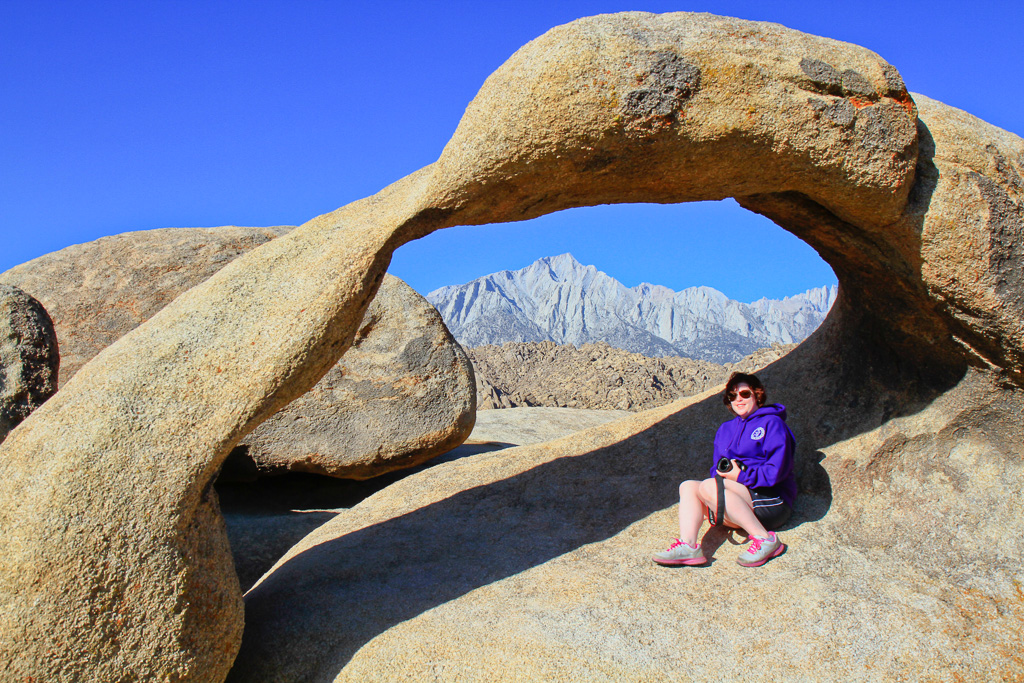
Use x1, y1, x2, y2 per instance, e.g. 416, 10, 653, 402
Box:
716, 457, 747, 473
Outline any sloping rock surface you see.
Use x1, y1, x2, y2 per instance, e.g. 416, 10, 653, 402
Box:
219, 407, 620, 593
467, 406, 633, 445
429, 253, 835, 362
0, 285, 58, 443
0, 227, 475, 480
468, 340, 794, 410
1, 11, 1021, 682
233, 369, 1024, 682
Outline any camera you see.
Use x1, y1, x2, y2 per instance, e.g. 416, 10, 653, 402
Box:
716, 457, 747, 473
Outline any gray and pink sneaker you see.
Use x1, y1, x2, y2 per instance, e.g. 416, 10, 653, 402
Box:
652, 538, 707, 566
736, 531, 785, 567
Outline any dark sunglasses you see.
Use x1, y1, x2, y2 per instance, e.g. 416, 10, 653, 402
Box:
729, 389, 753, 401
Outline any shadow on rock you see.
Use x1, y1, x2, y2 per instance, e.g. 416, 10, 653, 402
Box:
229, 314, 969, 680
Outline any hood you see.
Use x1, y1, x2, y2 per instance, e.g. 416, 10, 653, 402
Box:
745, 403, 787, 421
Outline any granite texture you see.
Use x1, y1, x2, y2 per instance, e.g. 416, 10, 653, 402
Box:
0, 284, 58, 444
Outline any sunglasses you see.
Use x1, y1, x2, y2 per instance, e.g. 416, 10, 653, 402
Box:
729, 389, 753, 402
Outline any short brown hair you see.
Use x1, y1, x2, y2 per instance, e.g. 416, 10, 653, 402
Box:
723, 372, 767, 412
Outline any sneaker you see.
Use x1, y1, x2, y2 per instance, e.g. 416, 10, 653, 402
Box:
652, 538, 707, 566
736, 532, 785, 567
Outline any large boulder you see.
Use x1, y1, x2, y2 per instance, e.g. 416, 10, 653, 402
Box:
0, 285, 58, 443
235, 273, 475, 480
0, 227, 476, 480
0, 226, 292, 387
1, 11, 1021, 681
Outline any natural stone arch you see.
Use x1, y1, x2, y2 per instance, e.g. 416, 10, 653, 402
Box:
1, 12, 1021, 681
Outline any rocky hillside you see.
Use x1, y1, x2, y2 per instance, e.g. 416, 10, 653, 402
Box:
467, 340, 795, 411
428, 253, 835, 363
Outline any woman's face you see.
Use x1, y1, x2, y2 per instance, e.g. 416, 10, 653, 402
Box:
730, 382, 758, 418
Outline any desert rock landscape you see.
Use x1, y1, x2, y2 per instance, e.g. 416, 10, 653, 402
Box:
1, 11, 1022, 682
468, 340, 794, 410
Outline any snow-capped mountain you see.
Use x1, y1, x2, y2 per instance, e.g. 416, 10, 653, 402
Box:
426, 253, 837, 363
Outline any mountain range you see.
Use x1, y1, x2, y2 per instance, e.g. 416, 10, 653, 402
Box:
426, 253, 837, 363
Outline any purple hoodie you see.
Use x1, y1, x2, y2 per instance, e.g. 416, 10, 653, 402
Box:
709, 403, 797, 506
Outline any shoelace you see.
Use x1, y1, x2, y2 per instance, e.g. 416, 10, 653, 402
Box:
747, 537, 764, 553
667, 538, 686, 550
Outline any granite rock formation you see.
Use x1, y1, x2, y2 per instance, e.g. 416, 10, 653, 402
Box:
429, 253, 835, 362
0, 285, 58, 444
0, 226, 292, 386
235, 273, 475, 480
0, 227, 475, 481
1, 11, 1021, 682
468, 340, 794, 411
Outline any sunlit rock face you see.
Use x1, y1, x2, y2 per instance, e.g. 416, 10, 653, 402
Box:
1, 11, 1022, 682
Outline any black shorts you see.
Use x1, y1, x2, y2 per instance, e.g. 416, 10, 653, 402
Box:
706, 488, 792, 530
749, 489, 792, 530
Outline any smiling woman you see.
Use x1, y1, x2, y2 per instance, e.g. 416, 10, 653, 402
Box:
653, 371, 797, 568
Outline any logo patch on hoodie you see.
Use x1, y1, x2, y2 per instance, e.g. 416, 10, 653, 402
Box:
750, 427, 765, 440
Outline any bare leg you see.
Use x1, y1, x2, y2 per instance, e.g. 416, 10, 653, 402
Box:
697, 478, 770, 539
677, 480, 705, 546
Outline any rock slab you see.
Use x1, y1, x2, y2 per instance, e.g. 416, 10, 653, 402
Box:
467, 406, 633, 445
0, 284, 58, 443
0, 226, 292, 387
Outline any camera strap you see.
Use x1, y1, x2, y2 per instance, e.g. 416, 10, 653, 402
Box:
714, 474, 726, 527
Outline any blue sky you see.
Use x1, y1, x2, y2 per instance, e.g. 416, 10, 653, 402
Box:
2, 1, 1021, 303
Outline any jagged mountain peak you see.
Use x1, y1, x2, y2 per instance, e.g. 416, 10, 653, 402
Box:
525, 253, 596, 282
426, 255, 837, 363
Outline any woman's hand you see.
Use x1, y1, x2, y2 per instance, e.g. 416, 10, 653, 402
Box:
720, 460, 741, 481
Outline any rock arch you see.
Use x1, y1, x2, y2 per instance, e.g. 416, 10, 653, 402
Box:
1, 12, 1021, 681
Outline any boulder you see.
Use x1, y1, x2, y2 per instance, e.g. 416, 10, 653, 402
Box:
0, 226, 292, 386
235, 273, 475, 480
0, 227, 476, 480
0, 285, 58, 443
0, 11, 1021, 681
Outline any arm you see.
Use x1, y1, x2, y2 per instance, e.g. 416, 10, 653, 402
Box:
737, 418, 794, 490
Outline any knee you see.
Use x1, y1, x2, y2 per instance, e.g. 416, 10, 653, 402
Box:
679, 480, 700, 499
697, 478, 717, 503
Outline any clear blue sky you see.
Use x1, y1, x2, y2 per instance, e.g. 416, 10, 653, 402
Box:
3, 1, 1021, 302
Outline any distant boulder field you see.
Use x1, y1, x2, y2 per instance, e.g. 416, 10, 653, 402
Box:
467, 340, 796, 411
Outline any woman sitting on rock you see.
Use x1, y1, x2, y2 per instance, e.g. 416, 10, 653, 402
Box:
653, 372, 796, 567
